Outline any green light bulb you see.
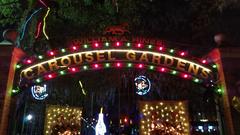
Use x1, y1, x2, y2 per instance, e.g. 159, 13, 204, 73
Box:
59, 71, 65, 75
36, 78, 41, 83
84, 44, 88, 49
127, 63, 132, 67
16, 64, 21, 69
126, 42, 131, 47
172, 70, 177, 74
105, 63, 110, 67
149, 65, 154, 70
61, 49, 66, 53
105, 42, 109, 47
148, 45, 152, 49
83, 66, 88, 70
212, 64, 217, 68
170, 49, 174, 53
217, 88, 222, 93
38, 55, 43, 59
194, 78, 199, 83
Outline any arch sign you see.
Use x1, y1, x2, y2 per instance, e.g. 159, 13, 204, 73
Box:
17, 36, 217, 85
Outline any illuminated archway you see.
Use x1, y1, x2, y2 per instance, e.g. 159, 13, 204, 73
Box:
16, 38, 218, 88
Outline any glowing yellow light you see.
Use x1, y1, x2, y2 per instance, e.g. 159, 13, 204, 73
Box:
43, 8, 50, 40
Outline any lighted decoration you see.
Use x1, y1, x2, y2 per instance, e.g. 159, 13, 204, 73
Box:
19, 8, 42, 41
79, 80, 87, 95
39, 0, 48, 7
43, 7, 50, 40
35, 21, 42, 38
139, 101, 190, 135
31, 84, 48, 100
44, 105, 82, 135
95, 108, 107, 135
135, 75, 151, 95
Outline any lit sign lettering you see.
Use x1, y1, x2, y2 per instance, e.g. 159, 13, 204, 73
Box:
21, 49, 212, 80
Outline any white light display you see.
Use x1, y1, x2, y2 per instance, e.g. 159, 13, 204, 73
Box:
95, 108, 106, 135
31, 84, 48, 100
134, 75, 151, 95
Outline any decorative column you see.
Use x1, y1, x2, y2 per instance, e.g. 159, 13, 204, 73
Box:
208, 48, 236, 135
0, 46, 25, 135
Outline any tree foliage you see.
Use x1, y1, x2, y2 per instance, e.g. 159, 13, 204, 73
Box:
1, 0, 238, 52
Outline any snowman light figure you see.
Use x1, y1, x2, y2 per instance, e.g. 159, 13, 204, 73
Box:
95, 108, 106, 135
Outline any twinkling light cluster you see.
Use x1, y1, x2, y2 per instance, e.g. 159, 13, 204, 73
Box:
140, 101, 190, 135
44, 105, 82, 135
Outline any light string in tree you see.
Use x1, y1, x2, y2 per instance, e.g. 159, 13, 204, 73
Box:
34, 21, 42, 38
79, 80, 87, 95
39, 0, 48, 8
18, 8, 42, 44
43, 7, 50, 40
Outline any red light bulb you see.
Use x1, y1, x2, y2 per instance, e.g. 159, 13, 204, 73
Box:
202, 59, 207, 64
94, 43, 99, 48
117, 63, 121, 67
49, 51, 54, 56
138, 64, 143, 68
94, 64, 99, 68
124, 117, 128, 123
159, 46, 163, 51
180, 52, 185, 56
116, 42, 120, 46
72, 46, 77, 50
183, 74, 188, 78
137, 43, 142, 48
161, 68, 165, 72
71, 67, 76, 72
26, 59, 32, 64
48, 74, 53, 78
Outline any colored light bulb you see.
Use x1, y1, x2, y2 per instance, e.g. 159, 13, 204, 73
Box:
94, 43, 99, 48
49, 51, 54, 56
138, 64, 143, 68
212, 64, 217, 68
183, 74, 188, 78
202, 59, 206, 64
105, 63, 110, 67
116, 63, 121, 67
217, 88, 222, 92
194, 78, 199, 83
48, 74, 53, 78
116, 42, 120, 46
137, 43, 142, 48
149, 65, 154, 70
105, 42, 109, 47
159, 46, 163, 51
27, 59, 32, 64
84, 44, 88, 49
127, 63, 132, 67
126, 42, 131, 47
38, 55, 43, 59
83, 65, 88, 70
16, 64, 21, 69
161, 68, 165, 72
172, 70, 177, 74
180, 52, 185, 56
72, 46, 77, 50
148, 45, 152, 49
59, 71, 65, 75
170, 49, 174, 53
36, 78, 41, 83
94, 64, 99, 68
71, 67, 76, 72
61, 48, 66, 53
